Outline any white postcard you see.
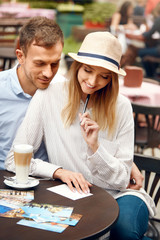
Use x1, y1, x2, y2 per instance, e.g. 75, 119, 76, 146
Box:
47, 184, 93, 200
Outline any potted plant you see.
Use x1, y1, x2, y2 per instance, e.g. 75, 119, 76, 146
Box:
56, 3, 84, 38
83, 2, 116, 28
63, 36, 82, 69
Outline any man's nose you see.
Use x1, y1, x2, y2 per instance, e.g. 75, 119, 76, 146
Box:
42, 65, 53, 78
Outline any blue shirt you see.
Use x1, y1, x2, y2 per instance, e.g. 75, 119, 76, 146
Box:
0, 64, 48, 169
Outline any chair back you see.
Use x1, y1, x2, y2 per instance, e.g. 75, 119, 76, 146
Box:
134, 153, 160, 220
131, 102, 160, 150
143, 78, 160, 85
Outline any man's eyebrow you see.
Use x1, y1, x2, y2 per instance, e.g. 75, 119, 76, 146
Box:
34, 60, 44, 63
54, 58, 61, 63
33, 59, 61, 64
51, 59, 61, 65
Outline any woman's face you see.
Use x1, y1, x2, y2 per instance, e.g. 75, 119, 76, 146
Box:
127, 5, 133, 16
77, 64, 112, 96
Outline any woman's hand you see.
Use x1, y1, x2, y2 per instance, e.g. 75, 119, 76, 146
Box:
127, 162, 144, 190
53, 168, 92, 194
79, 112, 99, 153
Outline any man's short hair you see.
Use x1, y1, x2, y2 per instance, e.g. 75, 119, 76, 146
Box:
19, 16, 64, 56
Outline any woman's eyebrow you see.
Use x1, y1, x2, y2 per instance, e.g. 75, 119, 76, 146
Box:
84, 64, 111, 74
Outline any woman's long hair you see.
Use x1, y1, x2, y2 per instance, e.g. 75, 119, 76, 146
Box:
119, 1, 133, 24
61, 61, 119, 136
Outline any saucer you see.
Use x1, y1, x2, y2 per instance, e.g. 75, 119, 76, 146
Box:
4, 176, 39, 189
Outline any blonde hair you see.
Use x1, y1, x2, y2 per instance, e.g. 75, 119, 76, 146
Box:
61, 61, 119, 135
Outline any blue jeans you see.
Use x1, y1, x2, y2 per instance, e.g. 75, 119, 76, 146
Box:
110, 195, 151, 240
138, 47, 159, 58
138, 47, 160, 78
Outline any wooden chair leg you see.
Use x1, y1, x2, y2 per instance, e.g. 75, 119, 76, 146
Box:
152, 148, 155, 157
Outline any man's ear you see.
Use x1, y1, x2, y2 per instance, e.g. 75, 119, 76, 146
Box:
16, 49, 25, 64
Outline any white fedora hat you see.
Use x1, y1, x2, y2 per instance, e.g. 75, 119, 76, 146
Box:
68, 31, 126, 76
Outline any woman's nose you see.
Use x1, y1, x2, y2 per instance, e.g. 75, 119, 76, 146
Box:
88, 75, 97, 86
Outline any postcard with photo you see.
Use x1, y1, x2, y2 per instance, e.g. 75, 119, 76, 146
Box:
0, 195, 33, 209
0, 189, 34, 201
0, 204, 24, 219
51, 213, 83, 226
0, 190, 33, 219
17, 219, 68, 233
21, 203, 74, 222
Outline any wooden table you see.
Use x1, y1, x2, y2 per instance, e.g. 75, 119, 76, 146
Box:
0, 170, 119, 240
119, 78, 160, 106
0, 18, 28, 34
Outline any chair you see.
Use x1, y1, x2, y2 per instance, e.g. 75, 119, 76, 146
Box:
134, 153, 160, 240
143, 56, 160, 83
131, 102, 160, 156
0, 22, 20, 70
143, 78, 160, 85
132, 15, 146, 28
0, 37, 19, 70
124, 66, 143, 87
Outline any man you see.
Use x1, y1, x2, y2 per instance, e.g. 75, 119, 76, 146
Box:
0, 16, 64, 169
124, 7, 160, 78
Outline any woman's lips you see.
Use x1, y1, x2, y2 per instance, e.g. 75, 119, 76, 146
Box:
86, 82, 95, 89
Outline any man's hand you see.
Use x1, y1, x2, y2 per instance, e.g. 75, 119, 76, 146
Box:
53, 168, 92, 194
125, 33, 144, 41
127, 162, 144, 190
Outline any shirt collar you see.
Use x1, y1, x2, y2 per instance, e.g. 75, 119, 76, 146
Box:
11, 64, 32, 99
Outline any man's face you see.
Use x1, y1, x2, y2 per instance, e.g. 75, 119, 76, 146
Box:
18, 40, 63, 93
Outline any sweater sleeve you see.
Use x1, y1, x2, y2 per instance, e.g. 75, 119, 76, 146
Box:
5, 89, 62, 178
86, 96, 134, 190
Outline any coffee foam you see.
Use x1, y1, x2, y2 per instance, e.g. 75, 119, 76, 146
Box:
14, 152, 32, 166
14, 144, 33, 153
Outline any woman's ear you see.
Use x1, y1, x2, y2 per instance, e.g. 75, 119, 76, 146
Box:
16, 49, 25, 65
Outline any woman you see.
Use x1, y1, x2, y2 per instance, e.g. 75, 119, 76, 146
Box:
110, 1, 138, 32
6, 32, 155, 240
124, 2, 160, 77
110, 1, 138, 54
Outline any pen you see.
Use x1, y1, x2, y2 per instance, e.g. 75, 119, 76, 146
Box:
80, 94, 90, 125
82, 94, 90, 114
130, 178, 136, 185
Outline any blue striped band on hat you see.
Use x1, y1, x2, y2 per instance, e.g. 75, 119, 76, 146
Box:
77, 52, 119, 69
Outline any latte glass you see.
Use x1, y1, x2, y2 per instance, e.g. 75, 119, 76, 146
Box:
14, 144, 33, 184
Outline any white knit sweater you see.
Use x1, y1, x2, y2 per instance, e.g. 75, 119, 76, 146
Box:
5, 80, 156, 217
